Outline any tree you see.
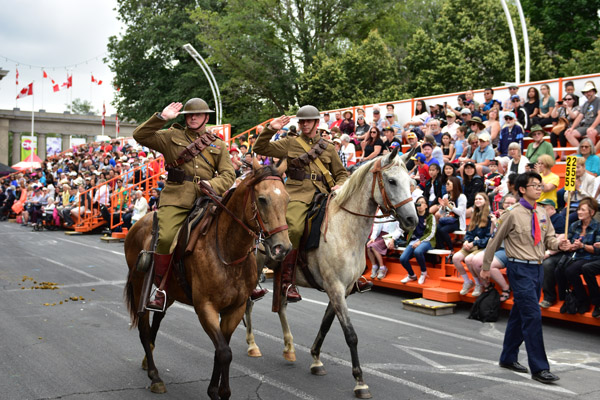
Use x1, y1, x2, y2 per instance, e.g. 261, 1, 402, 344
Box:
521, 0, 600, 59
560, 37, 600, 77
67, 98, 95, 114
402, 0, 555, 97
298, 31, 403, 109
105, 0, 222, 124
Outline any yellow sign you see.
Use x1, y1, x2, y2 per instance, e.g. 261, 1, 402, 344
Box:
564, 155, 577, 191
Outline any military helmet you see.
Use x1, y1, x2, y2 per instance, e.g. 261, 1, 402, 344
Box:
179, 98, 214, 114
296, 105, 321, 120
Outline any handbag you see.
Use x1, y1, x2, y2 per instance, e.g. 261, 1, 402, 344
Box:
560, 290, 577, 314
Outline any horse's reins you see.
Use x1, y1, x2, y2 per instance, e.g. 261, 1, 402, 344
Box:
338, 158, 412, 218
199, 176, 288, 266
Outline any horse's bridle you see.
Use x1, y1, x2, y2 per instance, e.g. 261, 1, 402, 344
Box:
199, 175, 288, 265
339, 158, 412, 219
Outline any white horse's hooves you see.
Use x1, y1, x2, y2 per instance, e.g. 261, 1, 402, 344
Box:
150, 381, 167, 394
310, 365, 327, 376
283, 351, 296, 362
248, 348, 263, 357
354, 384, 371, 399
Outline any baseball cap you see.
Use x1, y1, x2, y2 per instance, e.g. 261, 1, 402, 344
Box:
410, 153, 426, 163
505, 111, 516, 120
478, 132, 491, 142
464, 161, 476, 169
389, 141, 400, 148
461, 108, 471, 115
537, 198, 556, 207
446, 111, 456, 118
511, 94, 520, 101
421, 142, 433, 148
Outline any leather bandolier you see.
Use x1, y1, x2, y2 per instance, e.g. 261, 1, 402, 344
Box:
165, 133, 218, 184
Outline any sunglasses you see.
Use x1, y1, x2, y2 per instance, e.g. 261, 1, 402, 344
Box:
370, 130, 377, 133
504, 117, 514, 120
512, 99, 520, 102
415, 202, 424, 207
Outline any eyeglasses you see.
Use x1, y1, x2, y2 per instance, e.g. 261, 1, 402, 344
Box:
512, 99, 520, 102
504, 117, 514, 120
526, 184, 543, 189
580, 145, 591, 148
564, 98, 573, 101
370, 131, 377, 133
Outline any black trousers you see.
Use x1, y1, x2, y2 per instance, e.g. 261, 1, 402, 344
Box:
556, 258, 590, 307
582, 260, 600, 306
542, 253, 562, 303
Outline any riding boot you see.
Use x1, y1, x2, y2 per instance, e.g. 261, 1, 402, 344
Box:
281, 249, 301, 302
250, 287, 269, 301
147, 253, 173, 311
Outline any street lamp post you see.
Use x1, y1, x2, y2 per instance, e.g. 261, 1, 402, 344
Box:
182, 44, 222, 126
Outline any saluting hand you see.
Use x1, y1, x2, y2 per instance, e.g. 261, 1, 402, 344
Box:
161, 102, 183, 120
270, 115, 291, 131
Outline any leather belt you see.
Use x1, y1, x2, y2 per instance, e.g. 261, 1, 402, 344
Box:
287, 169, 324, 182
508, 257, 541, 265
168, 175, 203, 184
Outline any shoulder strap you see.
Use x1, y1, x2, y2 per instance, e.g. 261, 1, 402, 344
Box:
295, 138, 335, 188
166, 133, 217, 169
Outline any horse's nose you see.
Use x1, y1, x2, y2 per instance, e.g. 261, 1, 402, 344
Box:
406, 215, 417, 227
271, 244, 290, 259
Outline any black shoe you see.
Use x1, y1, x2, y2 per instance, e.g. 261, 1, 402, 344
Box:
532, 370, 559, 384
499, 361, 529, 373
577, 302, 590, 314
592, 305, 600, 318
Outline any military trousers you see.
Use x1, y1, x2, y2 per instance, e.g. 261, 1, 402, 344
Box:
500, 261, 550, 374
287, 200, 311, 249
156, 205, 190, 254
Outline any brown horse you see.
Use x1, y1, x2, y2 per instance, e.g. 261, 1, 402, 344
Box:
123, 159, 290, 400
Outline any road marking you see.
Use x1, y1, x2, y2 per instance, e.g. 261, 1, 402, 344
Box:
453, 372, 575, 394
302, 297, 503, 349
49, 236, 124, 256
400, 347, 448, 370
97, 304, 317, 400
44, 257, 104, 281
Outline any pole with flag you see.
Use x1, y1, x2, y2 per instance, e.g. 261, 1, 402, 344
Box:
15, 67, 19, 108
116, 114, 120, 139
31, 81, 35, 157
102, 101, 106, 136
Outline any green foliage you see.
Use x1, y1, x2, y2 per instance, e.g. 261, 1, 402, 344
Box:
402, 0, 555, 97
298, 31, 403, 109
67, 98, 95, 114
521, 0, 600, 59
560, 37, 600, 77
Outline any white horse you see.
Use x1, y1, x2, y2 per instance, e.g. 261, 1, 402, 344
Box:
245, 147, 418, 399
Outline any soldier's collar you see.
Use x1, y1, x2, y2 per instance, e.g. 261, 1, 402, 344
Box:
185, 126, 206, 139
301, 132, 321, 144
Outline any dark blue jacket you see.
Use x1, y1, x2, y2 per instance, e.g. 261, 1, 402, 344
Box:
465, 219, 492, 248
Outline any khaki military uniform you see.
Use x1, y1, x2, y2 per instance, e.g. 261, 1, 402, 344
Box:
133, 113, 236, 253
483, 203, 559, 269
253, 125, 348, 248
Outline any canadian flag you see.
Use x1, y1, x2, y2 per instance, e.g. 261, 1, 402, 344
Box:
91, 74, 103, 85
16, 68, 19, 86
43, 70, 48, 78
44, 71, 61, 92
61, 74, 72, 89
102, 102, 106, 127
16, 82, 33, 99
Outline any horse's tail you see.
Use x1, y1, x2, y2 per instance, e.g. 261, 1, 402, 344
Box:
123, 269, 139, 329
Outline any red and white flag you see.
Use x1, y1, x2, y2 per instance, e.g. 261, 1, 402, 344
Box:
102, 102, 106, 127
116, 114, 120, 135
43, 71, 61, 92
16, 82, 33, 99
43, 70, 48, 78
16, 68, 19, 86
91, 74, 103, 85
61, 74, 72, 89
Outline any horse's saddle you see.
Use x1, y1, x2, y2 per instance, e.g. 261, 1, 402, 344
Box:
297, 193, 329, 292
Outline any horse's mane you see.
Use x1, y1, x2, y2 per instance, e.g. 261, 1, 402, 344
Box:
244, 164, 280, 187
335, 154, 401, 207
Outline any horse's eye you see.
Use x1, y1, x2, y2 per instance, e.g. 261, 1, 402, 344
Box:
258, 196, 268, 205
388, 179, 397, 186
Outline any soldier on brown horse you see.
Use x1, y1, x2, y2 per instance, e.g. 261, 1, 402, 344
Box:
123, 158, 291, 399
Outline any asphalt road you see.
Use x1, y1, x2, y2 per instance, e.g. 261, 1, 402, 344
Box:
1, 221, 600, 400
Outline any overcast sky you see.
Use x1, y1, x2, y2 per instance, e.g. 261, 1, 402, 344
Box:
0, 0, 122, 116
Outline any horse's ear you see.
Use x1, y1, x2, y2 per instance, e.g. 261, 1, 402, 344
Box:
252, 156, 261, 171
399, 149, 412, 166
383, 146, 400, 167
276, 158, 287, 177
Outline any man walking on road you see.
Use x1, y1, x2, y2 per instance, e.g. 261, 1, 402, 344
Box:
482, 171, 569, 384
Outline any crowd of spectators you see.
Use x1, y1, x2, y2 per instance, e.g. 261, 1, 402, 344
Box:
0, 139, 163, 232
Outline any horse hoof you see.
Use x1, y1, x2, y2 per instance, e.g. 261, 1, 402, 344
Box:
283, 351, 296, 362
248, 348, 262, 358
141, 356, 148, 370
150, 381, 167, 394
310, 365, 327, 376
354, 385, 371, 399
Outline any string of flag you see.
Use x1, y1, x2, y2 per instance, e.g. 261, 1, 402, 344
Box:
1, 53, 106, 70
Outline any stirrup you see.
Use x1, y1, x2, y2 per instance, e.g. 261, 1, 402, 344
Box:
146, 288, 167, 313
355, 276, 373, 293
283, 284, 301, 302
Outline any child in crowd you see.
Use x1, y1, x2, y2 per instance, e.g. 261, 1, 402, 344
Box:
399, 196, 437, 285
440, 133, 455, 163
367, 211, 401, 280
453, 126, 468, 162
484, 160, 503, 210
452, 192, 492, 297
410, 153, 430, 189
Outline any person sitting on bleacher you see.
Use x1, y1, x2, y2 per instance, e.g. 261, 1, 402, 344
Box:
557, 157, 595, 225
425, 163, 443, 215
556, 197, 600, 315
535, 154, 559, 209
550, 93, 580, 151
452, 192, 492, 297
525, 125, 554, 164
576, 138, 600, 177
399, 196, 437, 285
582, 256, 600, 318
497, 112, 524, 158
461, 161, 484, 217
435, 176, 467, 256
565, 80, 600, 149
539, 198, 567, 309
367, 210, 401, 280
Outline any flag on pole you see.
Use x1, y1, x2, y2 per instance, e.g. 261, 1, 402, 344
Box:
16, 68, 19, 86
102, 102, 106, 127
52, 79, 60, 92
116, 114, 120, 135
16, 82, 33, 99
61, 74, 72, 88
91, 74, 103, 85
43, 70, 48, 78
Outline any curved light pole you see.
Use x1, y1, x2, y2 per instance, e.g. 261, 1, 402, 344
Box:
183, 43, 222, 125
500, 0, 520, 84
514, 0, 531, 83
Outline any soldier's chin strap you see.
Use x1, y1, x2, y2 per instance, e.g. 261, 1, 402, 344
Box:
186, 113, 209, 132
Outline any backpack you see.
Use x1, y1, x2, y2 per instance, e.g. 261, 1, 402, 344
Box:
468, 284, 500, 322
